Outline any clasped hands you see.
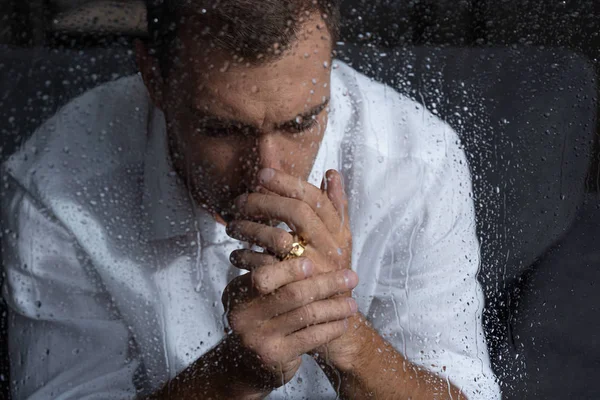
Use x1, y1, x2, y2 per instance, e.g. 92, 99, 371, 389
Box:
222, 167, 360, 391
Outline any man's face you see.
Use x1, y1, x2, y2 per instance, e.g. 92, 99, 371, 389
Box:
157, 15, 333, 221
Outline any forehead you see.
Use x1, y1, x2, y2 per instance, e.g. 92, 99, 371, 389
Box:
173, 17, 333, 125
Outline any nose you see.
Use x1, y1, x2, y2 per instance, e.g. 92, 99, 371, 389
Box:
256, 133, 284, 171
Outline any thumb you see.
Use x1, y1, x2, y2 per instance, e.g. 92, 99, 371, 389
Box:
325, 169, 349, 226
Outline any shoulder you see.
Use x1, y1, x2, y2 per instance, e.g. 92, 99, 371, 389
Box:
332, 60, 470, 199
3, 75, 151, 199
333, 60, 465, 169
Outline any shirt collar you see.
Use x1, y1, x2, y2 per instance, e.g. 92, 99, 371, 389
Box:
142, 106, 221, 241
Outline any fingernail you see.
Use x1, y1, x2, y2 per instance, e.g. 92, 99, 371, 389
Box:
258, 168, 275, 184
302, 259, 313, 278
235, 193, 248, 210
343, 270, 358, 289
346, 297, 358, 313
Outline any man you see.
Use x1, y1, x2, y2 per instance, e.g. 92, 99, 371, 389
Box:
1, 0, 499, 398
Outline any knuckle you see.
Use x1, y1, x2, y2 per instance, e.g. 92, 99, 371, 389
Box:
334, 320, 349, 336
256, 283, 272, 296
336, 271, 348, 289
285, 285, 306, 304
260, 321, 277, 338
339, 297, 353, 314
246, 192, 259, 205
251, 269, 271, 295
302, 330, 320, 345
316, 191, 329, 205
318, 274, 342, 297
240, 331, 261, 352
294, 305, 313, 324
291, 258, 306, 280
257, 342, 279, 365
319, 193, 333, 211
274, 231, 292, 250
297, 202, 313, 218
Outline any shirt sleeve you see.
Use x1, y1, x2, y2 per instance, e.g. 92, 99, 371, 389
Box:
1, 173, 140, 399
365, 144, 501, 399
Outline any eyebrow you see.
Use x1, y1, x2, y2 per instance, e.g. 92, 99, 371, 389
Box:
190, 98, 330, 131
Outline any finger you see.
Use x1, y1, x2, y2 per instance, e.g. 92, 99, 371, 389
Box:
284, 320, 349, 357
274, 297, 358, 335
226, 220, 295, 259
221, 273, 254, 310
251, 257, 314, 295
257, 168, 342, 234
264, 269, 359, 317
229, 249, 278, 271
256, 185, 279, 197
234, 193, 333, 247
325, 169, 350, 233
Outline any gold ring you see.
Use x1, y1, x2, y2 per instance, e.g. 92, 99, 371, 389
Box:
283, 241, 306, 260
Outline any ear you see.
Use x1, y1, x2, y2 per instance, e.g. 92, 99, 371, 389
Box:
135, 39, 165, 110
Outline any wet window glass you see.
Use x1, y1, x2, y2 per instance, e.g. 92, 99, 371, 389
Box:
0, 1, 597, 399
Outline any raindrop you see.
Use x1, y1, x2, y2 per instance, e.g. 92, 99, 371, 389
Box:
220, 61, 230, 73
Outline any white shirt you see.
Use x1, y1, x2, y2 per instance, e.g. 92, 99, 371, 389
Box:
1, 61, 500, 399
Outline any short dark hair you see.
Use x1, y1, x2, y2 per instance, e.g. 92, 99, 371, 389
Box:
145, 0, 340, 73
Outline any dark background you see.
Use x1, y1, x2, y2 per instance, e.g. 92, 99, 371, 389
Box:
1, 1, 600, 399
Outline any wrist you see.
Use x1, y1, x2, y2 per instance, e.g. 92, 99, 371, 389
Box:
148, 336, 270, 400
219, 335, 272, 399
196, 335, 270, 400
314, 313, 376, 373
